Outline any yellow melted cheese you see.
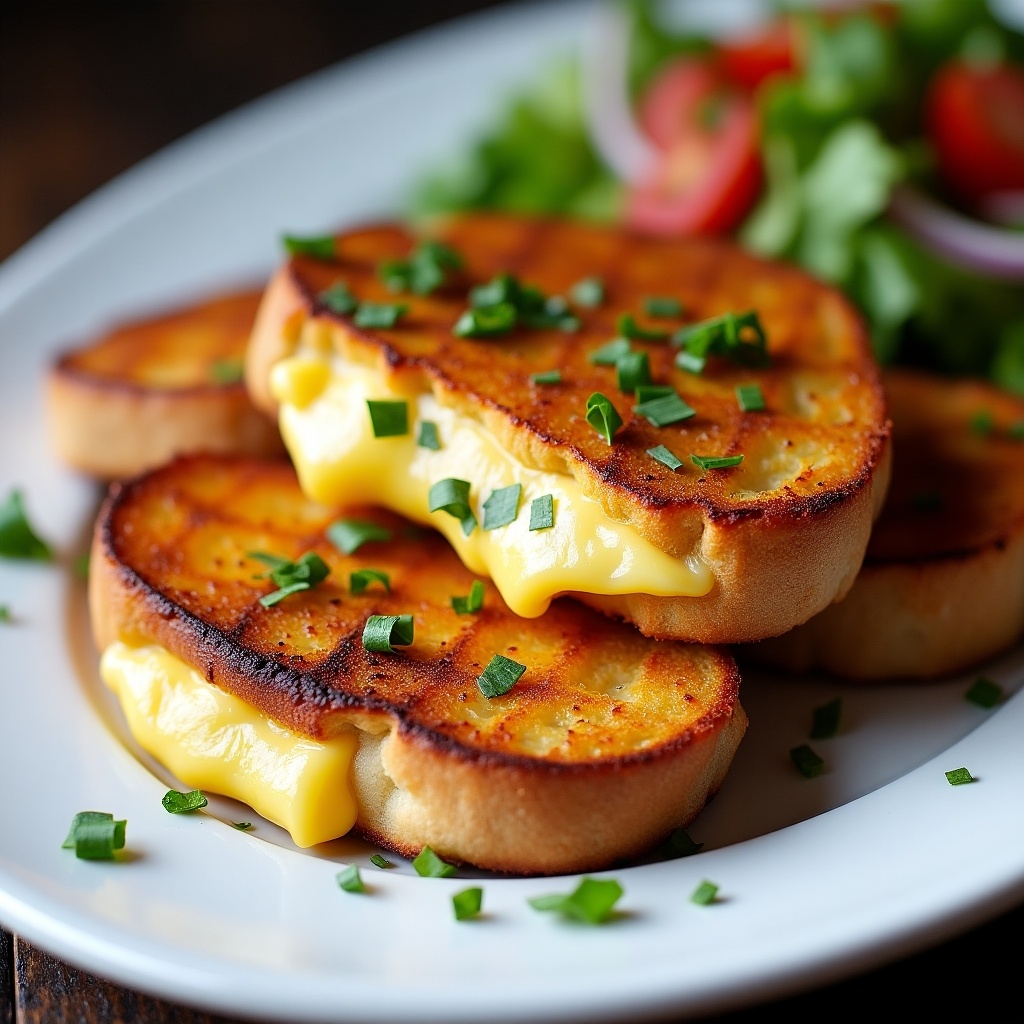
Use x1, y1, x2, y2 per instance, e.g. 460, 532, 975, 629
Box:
271, 354, 713, 618
101, 641, 358, 848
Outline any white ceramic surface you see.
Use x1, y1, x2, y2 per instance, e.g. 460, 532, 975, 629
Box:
2, 3, 1023, 1022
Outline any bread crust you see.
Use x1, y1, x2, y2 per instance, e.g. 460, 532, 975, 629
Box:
749, 370, 1024, 679
246, 213, 891, 643
47, 290, 283, 479
91, 454, 747, 873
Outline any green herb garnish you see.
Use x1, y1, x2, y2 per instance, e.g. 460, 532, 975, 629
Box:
530, 369, 562, 385
690, 880, 719, 906
647, 445, 683, 471
0, 490, 53, 561
810, 697, 842, 739
210, 359, 244, 385
589, 337, 631, 366
249, 551, 330, 607
417, 420, 441, 450
453, 302, 518, 338
529, 494, 554, 531
380, 240, 463, 295
350, 568, 390, 595
354, 302, 408, 329
586, 392, 623, 444
644, 296, 684, 319
428, 478, 476, 536
529, 877, 623, 925
735, 383, 765, 412
318, 282, 358, 315
62, 811, 126, 861
690, 454, 744, 471
618, 312, 668, 342
452, 579, 485, 615
1009, 420, 1024, 441
965, 677, 1003, 709
453, 887, 483, 921
673, 310, 768, 373
370, 854, 395, 869
477, 653, 526, 698
482, 483, 522, 532
327, 519, 392, 555
945, 767, 976, 786
366, 399, 409, 438
362, 614, 414, 653
162, 789, 208, 814
336, 864, 366, 893
666, 828, 703, 858
232, 822, 253, 831
615, 350, 651, 393
970, 410, 994, 436
634, 384, 674, 404
633, 391, 696, 427
0, 606, 10, 623
413, 845, 457, 878
571, 276, 605, 308
282, 234, 336, 260
790, 744, 825, 778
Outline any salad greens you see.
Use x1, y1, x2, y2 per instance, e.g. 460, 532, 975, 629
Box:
409, 0, 1024, 393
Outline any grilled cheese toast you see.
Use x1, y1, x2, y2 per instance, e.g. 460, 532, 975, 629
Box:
246, 213, 891, 643
90, 454, 747, 874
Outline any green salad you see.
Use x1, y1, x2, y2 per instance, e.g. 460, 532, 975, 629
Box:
410, 0, 1024, 392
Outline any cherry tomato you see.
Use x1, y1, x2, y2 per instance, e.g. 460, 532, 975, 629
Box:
926, 59, 1024, 205
624, 58, 762, 237
717, 18, 797, 91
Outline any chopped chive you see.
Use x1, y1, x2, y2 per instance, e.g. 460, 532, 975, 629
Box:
318, 282, 358, 315
417, 420, 441, 450
965, 677, 1004, 708
232, 822, 253, 831
413, 845, 457, 878
327, 519, 392, 555
453, 887, 484, 921
530, 369, 562, 385
911, 490, 943, 512
0, 606, 10, 623
666, 827, 704, 858
690, 454, 743, 471
586, 392, 623, 444
790, 744, 825, 778
477, 654, 526, 698
1009, 420, 1024, 441
482, 483, 522, 532
672, 310, 769, 371
0, 490, 53, 561
380, 240, 463, 296
735, 383, 765, 412
362, 614, 414, 653
529, 494, 554, 531
571, 276, 605, 308
634, 384, 674, 404
675, 351, 707, 375
452, 579, 485, 615
617, 312, 668, 342
453, 302, 517, 338
633, 391, 696, 427
74, 552, 90, 581
336, 864, 366, 893
282, 234, 336, 260
354, 302, 408, 329
644, 296, 683, 318
810, 697, 842, 739
945, 767, 975, 786
469, 273, 519, 308
428, 478, 476, 536
589, 337, 632, 366
647, 445, 684, 471
521, 296, 580, 332
161, 789, 208, 814
529, 877, 623, 925
366, 399, 408, 438
249, 550, 330, 607
350, 568, 390, 595
970, 410, 994, 436
690, 880, 719, 906
62, 812, 126, 861
615, 350, 651, 393
370, 853, 395, 869
210, 359, 244, 385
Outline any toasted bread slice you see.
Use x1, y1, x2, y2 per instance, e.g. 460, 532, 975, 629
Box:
90, 454, 746, 874
47, 289, 284, 479
749, 370, 1024, 679
246, 212, 891, 644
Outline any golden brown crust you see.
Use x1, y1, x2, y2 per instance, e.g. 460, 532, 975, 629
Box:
747, 370, 1024, 679
247, 213, 891, 642
47, 290, 283, 479
90, 454, 747, 873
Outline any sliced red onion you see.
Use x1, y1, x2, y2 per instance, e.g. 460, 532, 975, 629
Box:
888, 184, 1024, 279
581, 3, 659, 184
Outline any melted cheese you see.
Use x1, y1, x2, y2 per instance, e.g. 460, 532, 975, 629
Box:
271, 354, 713, 618
101, 641, 358, 848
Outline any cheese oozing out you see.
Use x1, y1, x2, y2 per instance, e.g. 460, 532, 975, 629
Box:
270, 353, 713, 618
101, 641, 358, 848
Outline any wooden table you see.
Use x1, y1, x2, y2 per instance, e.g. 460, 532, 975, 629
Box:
1, 2, 1021, 1021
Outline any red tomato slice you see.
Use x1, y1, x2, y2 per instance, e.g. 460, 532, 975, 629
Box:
926, 59, 1024, 205
625, 58, 762, 237
717, 18, 797, 91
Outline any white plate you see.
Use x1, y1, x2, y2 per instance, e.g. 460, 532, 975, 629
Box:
1, 2, 1023, 1021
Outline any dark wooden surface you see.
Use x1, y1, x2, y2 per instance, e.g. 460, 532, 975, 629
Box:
1, 2, 1022, 1022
